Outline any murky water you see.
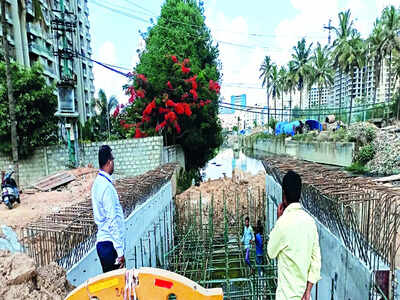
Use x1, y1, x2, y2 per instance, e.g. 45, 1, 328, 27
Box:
202, 148, 266, 181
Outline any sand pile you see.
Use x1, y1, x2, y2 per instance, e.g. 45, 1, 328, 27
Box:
0, 251, 73, 300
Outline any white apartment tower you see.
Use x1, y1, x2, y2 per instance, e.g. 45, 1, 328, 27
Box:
0, 0, 94, 123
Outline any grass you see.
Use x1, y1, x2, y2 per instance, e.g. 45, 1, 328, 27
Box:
345, 162, 369, 175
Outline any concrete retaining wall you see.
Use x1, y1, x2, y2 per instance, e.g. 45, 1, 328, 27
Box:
66, 181, 174, 287
250, 137, 354, 167
0, 137, 185, 187
265, 175, 372, 299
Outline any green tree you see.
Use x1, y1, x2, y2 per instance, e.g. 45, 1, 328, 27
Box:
0, 62, 58, 158
290, 38, 313, 110
278, 66, 287, 121
270, 65, 280, 121
368, 19, 384, 117
123, 0, 222, 170
332, 10, 357, 119
310, 43, 334, 121
259, 56, 275, 126
285, 61, 297, 122
96, 89, 118, 139
380, 6, 400, 118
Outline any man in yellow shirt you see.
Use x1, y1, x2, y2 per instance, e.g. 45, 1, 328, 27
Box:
267, 170, 321, 300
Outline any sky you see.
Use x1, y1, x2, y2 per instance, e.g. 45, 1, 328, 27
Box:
87, 0, 400, 108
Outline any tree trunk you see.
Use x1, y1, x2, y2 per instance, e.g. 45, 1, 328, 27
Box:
289, 90, 292, 122
274, 97, 277, 121
299, 88, 302, 110
267, 79, 270, 128
281, 93, 284, 121
339, 70, 342, 121
1, 0, 19, 186
348, 71, 354, 126
318, 85, 322, 122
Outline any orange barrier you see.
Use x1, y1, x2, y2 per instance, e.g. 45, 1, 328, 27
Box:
65, 267, 223, 300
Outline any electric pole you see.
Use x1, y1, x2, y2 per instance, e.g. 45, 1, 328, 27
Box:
323, 19, 333, 45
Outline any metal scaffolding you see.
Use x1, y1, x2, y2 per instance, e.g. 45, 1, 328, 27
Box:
165, 188, 277, 299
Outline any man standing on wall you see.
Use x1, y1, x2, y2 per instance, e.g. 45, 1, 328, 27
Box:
92, 145, 126, 272
267, 170, 321, 300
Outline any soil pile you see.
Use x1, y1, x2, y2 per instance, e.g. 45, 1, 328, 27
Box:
0, 251, 73, 300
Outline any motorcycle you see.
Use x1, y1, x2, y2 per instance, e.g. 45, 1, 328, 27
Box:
1, 171, 20, 209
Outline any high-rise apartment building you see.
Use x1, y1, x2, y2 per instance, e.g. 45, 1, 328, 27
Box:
0, 0, 94, 123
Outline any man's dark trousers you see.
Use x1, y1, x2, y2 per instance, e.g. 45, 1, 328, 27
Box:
96, 241, 119, 273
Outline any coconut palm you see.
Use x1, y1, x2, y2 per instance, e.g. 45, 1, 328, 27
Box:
259, 56, 275, 126
270, 65, 280, 121
368, 19, 385, 118
278, 66, 287, 121
379, 6, 400, 118
334, 31, 366, 125
332, 10, 357, 120
310, 43, 334, 121
290, 38, 313, 110
96, 89, 119, 139
285, 61, 297, 121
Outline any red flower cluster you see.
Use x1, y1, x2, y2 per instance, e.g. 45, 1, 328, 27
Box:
136, 89, 145, 98
167, 81, 173, 89
135, 127, 146, 138
113, 106, 120, 117
137, 74, 148, 83
209, 80, 220, 94
171, 55, 178, 63
181, 58, 191, 74
190, 89, 198, 100
185, 75, 197, 90
143, 100, 156, 116
165, 111, 177, 123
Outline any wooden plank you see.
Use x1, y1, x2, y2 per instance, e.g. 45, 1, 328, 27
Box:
33, 172, 76, 191
374, 174, 400, 183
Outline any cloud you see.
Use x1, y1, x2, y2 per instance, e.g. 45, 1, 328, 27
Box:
92, 41, 130, 104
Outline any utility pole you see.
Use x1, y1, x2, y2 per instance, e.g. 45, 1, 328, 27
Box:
1, 0, 19, 186
323, 19, 333, 45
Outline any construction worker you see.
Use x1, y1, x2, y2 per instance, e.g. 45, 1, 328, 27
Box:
267, 171, 321, 300
241, 216, 255, 273
255, 220, 264, 276
92, 145, 126, 273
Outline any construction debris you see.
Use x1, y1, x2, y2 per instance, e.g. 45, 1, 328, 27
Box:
0, 251, 73, 300
21, 163, 179, 269
33, 171, 76, 192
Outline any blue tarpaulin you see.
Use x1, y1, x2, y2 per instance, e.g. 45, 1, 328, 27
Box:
305, 119, 322, 131
276, 121, 302, 136
275, 121, 288, 135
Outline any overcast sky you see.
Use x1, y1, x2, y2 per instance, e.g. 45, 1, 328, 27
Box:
87, 0, 400, 108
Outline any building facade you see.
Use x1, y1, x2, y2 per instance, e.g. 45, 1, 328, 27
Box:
0, 0, 94, 123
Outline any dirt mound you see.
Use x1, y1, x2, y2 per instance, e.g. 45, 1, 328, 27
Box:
176, 169, 266, 230
0, 251, 73, 300
0, 167, 98, 233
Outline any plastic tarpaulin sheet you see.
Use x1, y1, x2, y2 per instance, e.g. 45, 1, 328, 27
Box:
0, 225, 23, 253
305, 119, 322, 131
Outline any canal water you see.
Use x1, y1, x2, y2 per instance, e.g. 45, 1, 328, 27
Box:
202, 148, 266, 181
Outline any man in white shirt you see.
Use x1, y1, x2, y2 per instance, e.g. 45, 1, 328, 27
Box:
92, 145, 126, 272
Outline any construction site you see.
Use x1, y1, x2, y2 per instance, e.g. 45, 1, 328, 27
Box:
1, 142, 400, 299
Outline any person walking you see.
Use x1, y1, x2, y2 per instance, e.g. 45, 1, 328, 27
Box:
92, 145, 126, 273
267, 170, 321, 300
241, 216, 255, 273
255, 220, 264, 276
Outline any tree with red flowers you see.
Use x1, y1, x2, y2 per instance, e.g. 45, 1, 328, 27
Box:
113, 0, 222, 171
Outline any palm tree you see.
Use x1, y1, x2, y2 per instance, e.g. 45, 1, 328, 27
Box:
270, 65, 280, 122
290, 38, 313, 110
334, 31, 366, 125
285, 62, 297, 121
332, 10, 357, 121
310, 43, 334, 121
259, 56, 275, 126
368, 19, 384, 118
380, 6, 400, 118
96, 89, 119, 139
278, 66, 287, 121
